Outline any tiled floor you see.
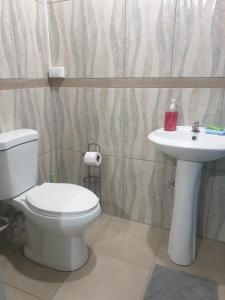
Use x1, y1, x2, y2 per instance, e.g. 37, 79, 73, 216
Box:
0, 213, 224, 300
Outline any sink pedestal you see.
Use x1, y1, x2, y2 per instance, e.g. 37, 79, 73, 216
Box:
168, 159, 203, 265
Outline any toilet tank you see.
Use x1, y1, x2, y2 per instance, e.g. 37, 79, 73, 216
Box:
0, 129, 39, 200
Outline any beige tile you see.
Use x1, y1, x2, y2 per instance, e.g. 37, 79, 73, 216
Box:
86, 88, 124, 156
123, 159, 164, 225
0, 0, 19, 79
0, 231, 27, 271
0, 90, 15, 133
55, 150, 88, 185
52, 250, 149, 300
14, 88, 55, 156
156, 230, 225, 284
85, 213, 112, 246
100, 156, 124, 217
206, 170, 225, 242
125, 0, 175, 77
83, 0, 125, 78
53, 87, 87, 152
48, 0, 84, 77
2, 250, 69, 300
5, 283, 39, 300
11, 0, 47, 78
172, 0, 225, 77
162, 159, 176, 229
219, 285, 225, 300
172, 88, 224, 128
93, 216, 163, 267
38, 151, 57, 184
124, 88, 169, 162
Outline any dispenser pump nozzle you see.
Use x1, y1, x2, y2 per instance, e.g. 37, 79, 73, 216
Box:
170, 98, 176, 111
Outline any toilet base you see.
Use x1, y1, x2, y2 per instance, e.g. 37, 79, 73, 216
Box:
24, 243, 88, 272
24, 233, 88, 271
21, 202, 101, 271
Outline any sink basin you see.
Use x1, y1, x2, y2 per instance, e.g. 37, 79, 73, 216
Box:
148, 126, 225, 162
148, 126, 225, 266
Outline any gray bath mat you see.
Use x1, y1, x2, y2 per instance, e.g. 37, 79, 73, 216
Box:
144, 265, 218, 300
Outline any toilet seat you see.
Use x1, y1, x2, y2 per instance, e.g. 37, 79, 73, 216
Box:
25, 183, 99, 217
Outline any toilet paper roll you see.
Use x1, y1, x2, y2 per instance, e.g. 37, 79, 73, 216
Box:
84, 152, 102, 166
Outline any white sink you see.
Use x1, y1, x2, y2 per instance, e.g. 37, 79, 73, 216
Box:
148, 126, 225, 162
148, 126, 225, 266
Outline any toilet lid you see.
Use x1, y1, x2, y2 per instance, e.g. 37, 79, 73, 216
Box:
25, 183, 99, 217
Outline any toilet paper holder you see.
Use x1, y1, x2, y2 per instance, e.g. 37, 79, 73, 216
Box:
83, 143, 101, 204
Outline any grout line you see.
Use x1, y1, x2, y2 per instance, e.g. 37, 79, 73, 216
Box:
80, 0, 86, 78
4, 282, 42, 300
170, 0, 178, 77
43, 0, 52, 68
88, 214, 113, 246
124, 0, 127, 78
93, 248, 150, 270
9, 0, 21, 78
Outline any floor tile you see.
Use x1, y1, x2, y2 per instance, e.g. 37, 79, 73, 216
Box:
1, 250, 69, 300
5, 283, 39, 300
93, 216, 163, 267
85, 213, 112, 246
219, 285, 225, 300
52, 249, 149, 300
156, 230, 225, 284
0, 231, 27, 271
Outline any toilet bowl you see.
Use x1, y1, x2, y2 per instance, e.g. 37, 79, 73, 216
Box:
13, 183, 101, 271
0, 129, 101, 271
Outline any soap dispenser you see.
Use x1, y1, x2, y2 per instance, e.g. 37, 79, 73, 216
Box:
164, 98, 178, 131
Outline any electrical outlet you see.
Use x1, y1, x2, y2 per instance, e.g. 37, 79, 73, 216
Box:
48, 67, 65, 78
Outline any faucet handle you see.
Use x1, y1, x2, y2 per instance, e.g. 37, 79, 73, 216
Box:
193, 120, 200, 127
192, 120, 200, 133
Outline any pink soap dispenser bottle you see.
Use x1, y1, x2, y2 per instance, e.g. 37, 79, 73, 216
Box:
164, 98, 178, 131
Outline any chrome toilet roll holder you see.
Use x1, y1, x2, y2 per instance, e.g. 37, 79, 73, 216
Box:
83, 143, 101, 204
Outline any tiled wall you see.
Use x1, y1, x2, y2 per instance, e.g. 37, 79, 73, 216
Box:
0, 88, 57, 183
0, 0, 47, 79
47, 0, 225, 243
0, 0, 225, 244
54, 87, 225, 243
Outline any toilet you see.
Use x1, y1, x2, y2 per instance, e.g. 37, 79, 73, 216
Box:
0, 129, 101, 271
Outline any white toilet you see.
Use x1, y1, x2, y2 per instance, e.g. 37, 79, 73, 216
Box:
0, 129, 101, 271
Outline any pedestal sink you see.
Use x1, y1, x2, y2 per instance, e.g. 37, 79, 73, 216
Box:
148, 126, 225, 265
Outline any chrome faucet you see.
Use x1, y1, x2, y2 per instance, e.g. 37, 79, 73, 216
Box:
192, 120, 200, 133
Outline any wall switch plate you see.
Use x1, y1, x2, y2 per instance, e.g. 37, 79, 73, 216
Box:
48, 67, 65, 78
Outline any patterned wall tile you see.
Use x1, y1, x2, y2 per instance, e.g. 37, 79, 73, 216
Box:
124, 88, 170, 161
52, 87, 87, 152
86, 88, 124, 156
101, 155, 124, 217
14, 88, 55, 155
82, 0, 125, 78
123, 158, 164, 225
56, 150, 88, 186
11, 0, 47, 78
48, 0, 84, 77
126, 0, 175, 77
171, 88, 223, 170
172, 88, 223, 127
38, 151, 57, 184
198, 169, 214, 238
215, 90, 225, 170
206, 170, 225, 242
162, 158, 176, 229
0, 90, 15, 133
0, 0, 19, 78
172, 0, 225, 77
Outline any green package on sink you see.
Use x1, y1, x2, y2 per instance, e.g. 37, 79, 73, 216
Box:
206, 125, 224, 131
